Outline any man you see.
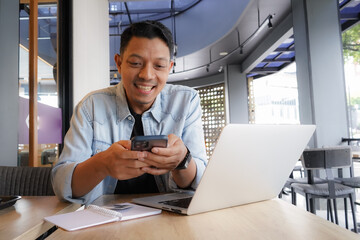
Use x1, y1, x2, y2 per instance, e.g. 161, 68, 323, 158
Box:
52, 21, 207, 205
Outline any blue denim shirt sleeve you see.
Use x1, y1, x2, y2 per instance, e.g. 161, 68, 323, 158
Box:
52, 82, 208, 205
52, 87, 123, 205
143, 84, 207, 191
51, 97, 110, 205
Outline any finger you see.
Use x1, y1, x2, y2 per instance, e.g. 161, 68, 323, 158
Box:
116, 148, 144, 160
140, 151, 177, 167
128, 159, 151, 169
141, 157, 178, 171
167, 134, 178, 146
151, 145, 175, 157
116, 140, 132, 150
141, 167, 169, 176
116, 167, 146, 180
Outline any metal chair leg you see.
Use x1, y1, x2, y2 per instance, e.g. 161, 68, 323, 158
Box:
328, 199, 334, 223
349, 194, 358, 233
333, 199, 339, 225
344, 198, 349, 229
305, 194, 310, 212
291, 188, 297, 205
327, 200, 330, 221
309, 195, 316, 214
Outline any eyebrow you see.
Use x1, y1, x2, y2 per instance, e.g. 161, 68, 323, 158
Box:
128, 53, 170, 62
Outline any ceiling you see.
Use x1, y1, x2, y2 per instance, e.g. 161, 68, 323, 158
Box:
109, 0, 360, 83
18, 0, 360, 84
249, 0, 360, 79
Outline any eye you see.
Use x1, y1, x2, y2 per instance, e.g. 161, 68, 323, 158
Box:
128, 61, 142, 67
155, 64, 166, 69
154, 61, 168, 70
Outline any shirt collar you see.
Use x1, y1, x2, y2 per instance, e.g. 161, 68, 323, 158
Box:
116, 82, 131, 122
147, 92, 162, 123
115, 81, 163, 123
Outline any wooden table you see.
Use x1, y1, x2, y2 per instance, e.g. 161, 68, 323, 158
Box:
47, 194, 360, 240
0, 196, 79, 240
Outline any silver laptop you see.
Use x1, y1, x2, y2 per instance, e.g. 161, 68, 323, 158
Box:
133, 124, 316, 215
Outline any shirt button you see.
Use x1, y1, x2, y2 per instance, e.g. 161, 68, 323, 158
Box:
96, 149, 101, 154
127, 116, 132, 121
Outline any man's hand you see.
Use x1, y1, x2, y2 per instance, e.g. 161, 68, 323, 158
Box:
99, 140, 152, 180
137, 134, 196, 188
137, 134, 188, 175
71, 140, 151, 198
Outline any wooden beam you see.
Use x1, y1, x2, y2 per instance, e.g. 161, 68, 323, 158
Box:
29, 0, 39, 167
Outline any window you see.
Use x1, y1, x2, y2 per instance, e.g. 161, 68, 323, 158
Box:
18, 3, 60, 167
249, 62, 299, 124
343, 23, 360, 138
196, 83, 226, 159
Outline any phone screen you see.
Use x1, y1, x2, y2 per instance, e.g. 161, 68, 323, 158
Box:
131, 135, 168, 151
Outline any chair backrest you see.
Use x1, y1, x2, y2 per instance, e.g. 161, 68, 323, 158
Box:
0, 166, 55, 196
302, 147, 352, 198
301, 147, 352, 170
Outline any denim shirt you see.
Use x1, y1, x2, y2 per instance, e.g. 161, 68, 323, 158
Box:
52, 82, 208, 205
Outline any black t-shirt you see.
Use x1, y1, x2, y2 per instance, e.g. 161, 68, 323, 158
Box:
114, 108, 159, 194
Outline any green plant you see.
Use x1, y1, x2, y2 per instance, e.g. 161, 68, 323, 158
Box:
343, 23, 360, 64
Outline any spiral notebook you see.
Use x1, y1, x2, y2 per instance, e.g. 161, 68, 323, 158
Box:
44, 202, 161, 231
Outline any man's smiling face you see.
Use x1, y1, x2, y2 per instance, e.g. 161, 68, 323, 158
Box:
115, 36, 173, 114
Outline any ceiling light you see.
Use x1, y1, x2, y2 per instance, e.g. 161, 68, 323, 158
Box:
268, 15, 273, 28
219, 52, 228, 56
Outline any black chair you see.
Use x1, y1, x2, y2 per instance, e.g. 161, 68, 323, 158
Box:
335, 142, 360, 229
41, 149, 57, 166
337, 176, 360, 190
336, 138, 360, 201
0, 166, 54, 196
291, 147, 358, 233
17, 151, 29, 166
335, 150, 360, 200
285, 175, 327, 205
281, 159, 327, 204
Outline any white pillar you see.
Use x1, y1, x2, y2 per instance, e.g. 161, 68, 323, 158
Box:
292, 0, 349, 147
73, 0, 110, 106
0, 0, 19, 166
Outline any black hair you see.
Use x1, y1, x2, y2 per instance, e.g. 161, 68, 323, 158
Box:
120, 20, 175, 60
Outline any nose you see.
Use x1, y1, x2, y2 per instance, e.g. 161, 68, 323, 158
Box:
138, 64, 155, 80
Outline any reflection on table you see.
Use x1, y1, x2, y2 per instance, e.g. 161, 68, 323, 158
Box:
48, 194, 359, 239
0, 196, 79, 240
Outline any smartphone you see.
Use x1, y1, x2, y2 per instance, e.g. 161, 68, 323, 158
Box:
131, 135, 168, 151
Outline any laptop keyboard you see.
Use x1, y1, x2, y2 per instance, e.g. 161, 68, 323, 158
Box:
159, 197, 193, 208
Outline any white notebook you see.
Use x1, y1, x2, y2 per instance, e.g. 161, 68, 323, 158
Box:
44, 202, 161, 231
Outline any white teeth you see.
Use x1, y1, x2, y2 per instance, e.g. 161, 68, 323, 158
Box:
137, 85, 153, 91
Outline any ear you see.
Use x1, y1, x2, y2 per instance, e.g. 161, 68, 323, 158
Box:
168, 61, 174, 73
114, 54, 122, 73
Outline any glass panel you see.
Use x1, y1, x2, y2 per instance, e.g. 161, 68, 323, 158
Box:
18, 3, 60, 167
265, 52, 279, 60
343, 23, 360, 137
277, 51, 295, 59
251, 62, 300, 124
